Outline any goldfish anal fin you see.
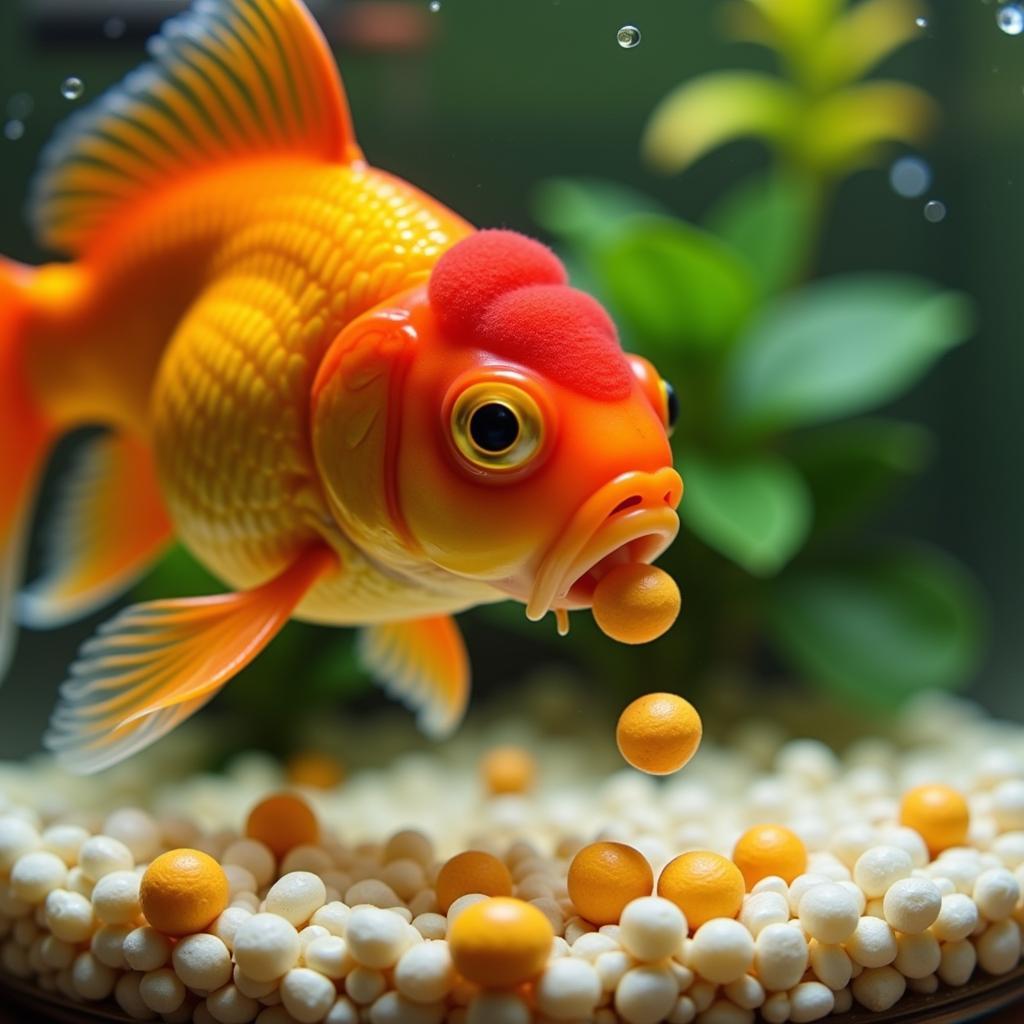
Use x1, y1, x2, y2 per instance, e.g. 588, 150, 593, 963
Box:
358, 616, 470, 739
45, 544, 336, 773
18, 433, 173, 630
31, 0, 360, 255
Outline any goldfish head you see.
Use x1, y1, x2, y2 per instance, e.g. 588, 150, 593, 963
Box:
312, 230, 682, 637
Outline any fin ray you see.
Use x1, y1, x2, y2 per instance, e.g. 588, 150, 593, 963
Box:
31, 0, 360, 254
45, 545, 336, 773
359, 616, 470, 739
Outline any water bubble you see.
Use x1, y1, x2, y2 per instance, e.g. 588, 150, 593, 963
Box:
915, 16, 928, 28
428, 0, 441, 11
60, 76, 84, 101
616, 25, 641, 48
997, 3, 1024, 34
103, 16, 127, 39
3, 120, 24, 141
6, 92, 33, 120
889, 156, 932, 198
923, 200, 947, 223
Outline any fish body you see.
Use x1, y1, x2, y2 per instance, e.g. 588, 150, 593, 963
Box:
0, 0, 682, 772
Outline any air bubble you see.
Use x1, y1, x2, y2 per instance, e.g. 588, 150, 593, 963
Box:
924, 200, 947, 223
60, 77, 84, 101
889, 156, 932, 198
103, 17, 127, 39
4, 120, 24, 141
616, 25, 641, 48
998, 4, 1024, 34
915, 16, 928, 28
428, 0, 441, 11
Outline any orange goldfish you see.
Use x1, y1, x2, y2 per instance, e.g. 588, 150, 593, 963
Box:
0, 0, 682, 773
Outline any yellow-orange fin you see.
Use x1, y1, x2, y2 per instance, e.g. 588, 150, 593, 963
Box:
31, 0, 361, 255
18, 433, 172, 630
45, 545, 336, 773
358, 616, 469, 738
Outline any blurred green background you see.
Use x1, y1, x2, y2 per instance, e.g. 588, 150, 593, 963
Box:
0, 0, 1021, 761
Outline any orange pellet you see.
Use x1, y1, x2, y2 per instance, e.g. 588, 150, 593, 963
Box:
480, 745, 537, 796
139, 849, 229, 937
286, 751, 345, 790
245, 792, 320, 858
732, 824, 808, 889
592, 563, 681, 645
900, 783, 970, 856
567, 841, 654, 926
657, 850, 744, 928
448, 897, 553, 987
615, 692, 702, 775
435, 850, 514, 914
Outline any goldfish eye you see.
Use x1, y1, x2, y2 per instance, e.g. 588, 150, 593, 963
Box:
450, 382, 544, 472
659, 379, 679, 435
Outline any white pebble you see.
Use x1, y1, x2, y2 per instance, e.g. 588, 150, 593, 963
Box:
40, 824, 89, 866
786, 874, 828, 916
938, 938, 977, 986
345, 906, 410, 969
614, 964, 678, 1024
798, 883, 859, 944
172, 933, 233, 991
394, 940, 454, 1003
265, 872, 327, 927
722, 974, 764, 1009
808, 940, 851, 990
346, 965, 387, 1004
139, 967, 186, 1014
311, 901, 350, 936
845, 916, 896, 968
103, 808, 160, 862
281, 966, 337, 1023
853, 847, 913, 899
882, 877, 941, 934
789, 981, 834, 1022
931, 892, 979, 942
738, 892, 789, 938
91, 869, 141, 925
754, 923, 808, 991
72, 951, 117, 1000
851, 965, 906, 1011
761, 993, 790, 1024
114, 971, 152, 1020
234, 913, 301, 983
974, 867, 1020, 921
689, 918, 754, 984
412, 912, 447, 940
535, 956, 602, 1019
45, 889, 96, 943
222, 839, 276, 889
78, 835, 134, 882
124, 926, 172, 971
893, 930, 941, 979
993, 779, 1024, 831
207, 983, 260, 1023
976, 918, 1022, 974
693, 1000, 753, 1024
619, 897, 686, 961
0, 817, 40, 874
305, 934, 353, 979
368, 991, 444, 1024
91, 922, 131, 968
10, 851, 68, 903
466, 992, 530, 1024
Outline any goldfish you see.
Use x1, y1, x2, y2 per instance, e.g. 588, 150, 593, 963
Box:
0, 0, 682, 773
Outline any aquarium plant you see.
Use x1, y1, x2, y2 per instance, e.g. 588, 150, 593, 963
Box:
526, 0, 981, 712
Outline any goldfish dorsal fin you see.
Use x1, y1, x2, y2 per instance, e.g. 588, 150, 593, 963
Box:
31, 0, 360, 255
358, 616, 470, 739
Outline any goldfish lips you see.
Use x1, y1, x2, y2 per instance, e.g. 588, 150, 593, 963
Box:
527, 467, 683, 642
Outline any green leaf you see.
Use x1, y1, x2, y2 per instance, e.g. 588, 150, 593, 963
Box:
704, 171, 816, 295
596, 217, 756, 355
768, 546, 984, 707
531, 178, 669, 248
642, 72, 801, 175
680, 451, 812, 575
725, 275, 973, 433
799, 82, 937, 175
790, 418, 932, 533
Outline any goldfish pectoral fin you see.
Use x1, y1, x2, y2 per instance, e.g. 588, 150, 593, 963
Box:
31, 0, 360, 256
358, 616, 470, 739
45, 545, 337, 774
18, 433, 173, 630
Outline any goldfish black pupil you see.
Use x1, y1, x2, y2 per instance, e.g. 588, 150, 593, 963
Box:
664, 380, 679, 431
469, 402, 520, 454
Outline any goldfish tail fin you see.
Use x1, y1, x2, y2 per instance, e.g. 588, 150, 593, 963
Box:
0, 258, 54, 679
45, 545, 337, 773
30, 0, 361, 255
358, 616, 470, 739
18, 433, 174, 630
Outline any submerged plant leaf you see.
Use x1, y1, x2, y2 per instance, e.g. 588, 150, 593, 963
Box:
643, 72, 801, 175
704, 170, 816, 295
724, 275, 973, 433
790, 418, 932, 534
531, 178, 669, 248
680, 451, 812, 576
596, 217, 756, 355
817, 0, 930, 90
800, 82, 937, 175
768, 546, 983, 707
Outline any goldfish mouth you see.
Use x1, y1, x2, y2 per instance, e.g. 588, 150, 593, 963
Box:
526, 467, 683, 624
